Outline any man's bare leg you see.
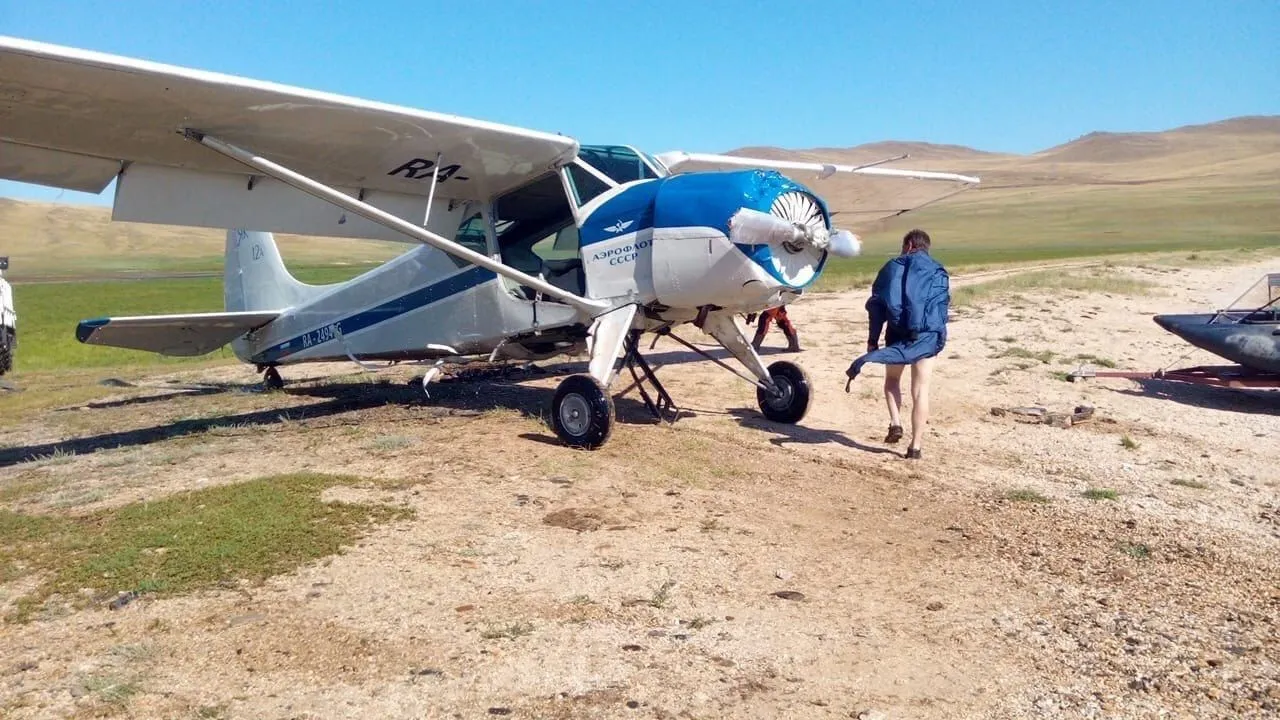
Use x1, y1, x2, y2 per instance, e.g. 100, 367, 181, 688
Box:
908, 356, 935, 453
883, 364, 904, 441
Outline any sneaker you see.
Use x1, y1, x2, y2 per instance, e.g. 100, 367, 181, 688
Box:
884, 425, 904, 443
905, 447, 922, 460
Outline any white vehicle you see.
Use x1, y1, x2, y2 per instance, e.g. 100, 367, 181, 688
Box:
0, 256, 13, 375
0, 36, 978, 448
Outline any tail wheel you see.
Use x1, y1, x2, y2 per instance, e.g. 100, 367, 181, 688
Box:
263, 367, 284, 391
756, 360, 811, 424
551, 374, 615, 449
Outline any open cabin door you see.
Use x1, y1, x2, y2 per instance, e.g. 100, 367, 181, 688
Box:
490, 171, 587, 302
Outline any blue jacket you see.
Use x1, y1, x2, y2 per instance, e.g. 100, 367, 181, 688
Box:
847, 251, 950, 379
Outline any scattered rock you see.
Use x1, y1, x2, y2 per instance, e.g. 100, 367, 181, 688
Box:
621, 644, 644, 652
626, 700, 640, 709
855, 711, 887, 720
775, 569, 793, 581
487, 708, 511, 716
226, 612, 267, 627
107, 591, 138, 610
455, 604, 475, 613
772, 591, 805, 601
926, 601, 945, 611
990, 404, 1095, 428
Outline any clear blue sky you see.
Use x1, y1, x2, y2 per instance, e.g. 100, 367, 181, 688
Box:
1, 0, 1276, 204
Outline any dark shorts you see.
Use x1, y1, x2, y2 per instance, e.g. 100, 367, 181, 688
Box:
885, 326, 912, 347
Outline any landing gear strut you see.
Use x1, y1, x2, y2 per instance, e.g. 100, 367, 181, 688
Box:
551, 374, 615, 449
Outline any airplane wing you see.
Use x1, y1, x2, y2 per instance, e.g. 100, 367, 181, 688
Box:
655, 150, 981, 229
76, 310, 281, 357
0, 36, 579, 241
654, 151, 980, 185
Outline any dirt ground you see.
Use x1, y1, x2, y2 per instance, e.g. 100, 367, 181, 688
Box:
1, 257, 1277, 719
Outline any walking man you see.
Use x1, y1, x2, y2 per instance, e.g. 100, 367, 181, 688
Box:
749, 306, 801, 353
845, 229, 950, 459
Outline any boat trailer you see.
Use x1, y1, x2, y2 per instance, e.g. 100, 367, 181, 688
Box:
1069, 364, 1280, 389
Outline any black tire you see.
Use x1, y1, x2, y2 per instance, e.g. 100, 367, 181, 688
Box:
263, 366, 284, 391
0, 329, 12, 375
551, 374, 615, 449
756, 360, 811, 424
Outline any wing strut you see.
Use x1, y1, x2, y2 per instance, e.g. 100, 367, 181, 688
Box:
183, 130, 609, 314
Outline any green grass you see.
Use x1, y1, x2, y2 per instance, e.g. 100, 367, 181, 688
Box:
1082, 488, 1119, 501
1119, 542, 1152, 560
951, 268, 1157, 307
1120, 435, 1140, 450
994, 346, 1056, 364
815, 183, 1280, 290
1072, 354, 1118, 368
1004, 488, 1050, 504
1, 472, 413, 621
6, 266, 373, 373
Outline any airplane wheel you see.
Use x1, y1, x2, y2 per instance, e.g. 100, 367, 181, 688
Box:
0, 330, 12, 375
757, 360, 811, 424
551, 374, 614, 449
263, 367, 284, 391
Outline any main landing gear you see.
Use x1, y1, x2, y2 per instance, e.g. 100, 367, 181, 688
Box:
756, 360, 811, 424
548, 311, 813, 450
550, 374, 615, 449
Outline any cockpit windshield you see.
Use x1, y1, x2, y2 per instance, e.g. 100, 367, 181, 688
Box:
576, 145, 664, 185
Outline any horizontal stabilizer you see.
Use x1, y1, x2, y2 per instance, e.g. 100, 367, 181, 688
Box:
76, 310, 281, 357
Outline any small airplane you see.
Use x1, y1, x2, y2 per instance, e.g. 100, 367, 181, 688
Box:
1073, 272, 1280, 389
0, 36, 979, 448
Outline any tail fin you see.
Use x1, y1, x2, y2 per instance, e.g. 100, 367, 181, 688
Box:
223, 229, 325, 312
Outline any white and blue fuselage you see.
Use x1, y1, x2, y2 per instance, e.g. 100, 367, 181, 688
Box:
212, 145, 835, 369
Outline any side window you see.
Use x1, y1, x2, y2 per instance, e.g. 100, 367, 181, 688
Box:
566, 164, 610, 207
577, 145, 658, 185
449, 211, 490, 269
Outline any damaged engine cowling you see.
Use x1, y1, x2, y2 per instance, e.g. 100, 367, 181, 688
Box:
648, 169, 859, 310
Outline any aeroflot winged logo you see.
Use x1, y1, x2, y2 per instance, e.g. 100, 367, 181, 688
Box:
604, 220, 634, 234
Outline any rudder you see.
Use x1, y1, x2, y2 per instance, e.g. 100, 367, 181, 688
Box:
223, 229, 325, 312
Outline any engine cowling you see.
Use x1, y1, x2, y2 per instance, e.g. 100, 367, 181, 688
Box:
579, 169, 852, 310
649, 170, 831, 309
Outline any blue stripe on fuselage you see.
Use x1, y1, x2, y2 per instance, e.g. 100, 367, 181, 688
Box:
251, 264, 497, 364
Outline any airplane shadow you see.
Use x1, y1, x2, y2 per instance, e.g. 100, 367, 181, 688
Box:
3, 392, 364, 468
726, 408, 900, 455
1, 373, 685, 468
56, 384, 238, 411
1109, 379, 1280, 416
